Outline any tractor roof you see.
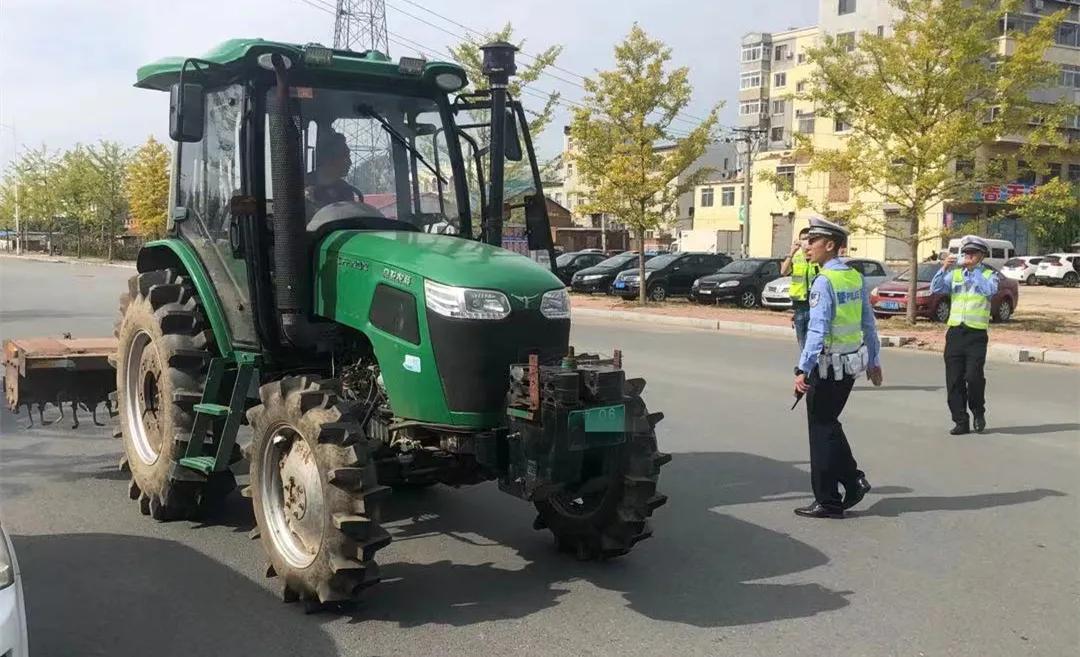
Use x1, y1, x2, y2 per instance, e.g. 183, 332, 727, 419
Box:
135, 38, 466, 91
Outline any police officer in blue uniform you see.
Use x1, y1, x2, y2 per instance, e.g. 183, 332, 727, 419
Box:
793, 217, 883, 519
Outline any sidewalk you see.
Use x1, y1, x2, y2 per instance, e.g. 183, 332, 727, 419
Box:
0, 252, 136, 269
571, 294, 1080, 367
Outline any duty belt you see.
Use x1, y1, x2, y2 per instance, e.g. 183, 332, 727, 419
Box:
817, 344, 869, 380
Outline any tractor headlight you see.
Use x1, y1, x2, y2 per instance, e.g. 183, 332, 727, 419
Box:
540, 289, 571, 319
424, 280, 511, 320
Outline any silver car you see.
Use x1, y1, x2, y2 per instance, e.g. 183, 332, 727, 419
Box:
761, 258, 892, 309
0, 523, 28, 657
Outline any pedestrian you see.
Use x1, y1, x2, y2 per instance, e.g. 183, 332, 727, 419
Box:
781, 227, 818, 348
930, 235, 998, 435
793, 217, 882, 519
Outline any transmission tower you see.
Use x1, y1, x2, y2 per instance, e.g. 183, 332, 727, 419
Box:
333, 0, 392, 194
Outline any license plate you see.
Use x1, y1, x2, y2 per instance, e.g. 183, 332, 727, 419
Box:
699, 289, 712, 295
614, 281, 626, 289
879, 301, 901, 310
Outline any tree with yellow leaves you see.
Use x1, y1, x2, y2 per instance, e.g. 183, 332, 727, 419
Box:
126, 136, 170, 240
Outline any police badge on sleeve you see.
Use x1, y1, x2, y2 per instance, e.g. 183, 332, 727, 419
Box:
809, 291, 820, 307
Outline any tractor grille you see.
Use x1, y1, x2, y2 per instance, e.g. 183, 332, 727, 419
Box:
426, 309, 570, 413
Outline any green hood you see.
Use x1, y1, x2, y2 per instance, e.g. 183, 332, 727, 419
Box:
320, 230, 563, 297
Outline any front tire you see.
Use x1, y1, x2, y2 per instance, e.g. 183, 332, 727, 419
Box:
1064, 272, 1079, 288
533, 380, 670, 560
115, 269, 233, 520
932, 299, 951, 323
1025, 274, 1036, 286
738, 289, 759, 308
648, 283, 667, 303
246, 376, 390, 606
993, 298, 1013, 323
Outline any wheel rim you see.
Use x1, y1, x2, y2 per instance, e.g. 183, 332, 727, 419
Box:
124, 329, 164, 465
936, 302, 950, 322
260, 424, 324, 569
651, 286, 666, 301
1026, 275, 1035, 285
741, 291, 756, 307
1066, 274, 1078, 287
998, 300, 1012, 321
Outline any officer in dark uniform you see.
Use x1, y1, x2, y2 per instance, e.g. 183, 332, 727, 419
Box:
929, 235, 998, 435
793, 217, 883, 519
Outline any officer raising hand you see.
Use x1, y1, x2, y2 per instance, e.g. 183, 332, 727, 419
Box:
792, 217, 883, 519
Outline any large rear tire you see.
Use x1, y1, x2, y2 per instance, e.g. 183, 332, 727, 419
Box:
533, 380, 670, 560
114, 269, 234, 520
246, 376, 391, 606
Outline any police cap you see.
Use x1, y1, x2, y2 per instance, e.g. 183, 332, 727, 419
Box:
959, 234, 990, 255
806, 216, 850, 245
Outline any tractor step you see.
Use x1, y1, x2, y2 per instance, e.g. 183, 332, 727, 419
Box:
193, 402, 230, 417
178, 456, 217, 475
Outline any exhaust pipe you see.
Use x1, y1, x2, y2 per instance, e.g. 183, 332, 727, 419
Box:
481, 41, 518, 249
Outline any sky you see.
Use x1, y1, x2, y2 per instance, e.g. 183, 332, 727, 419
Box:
0, 0, 820, 170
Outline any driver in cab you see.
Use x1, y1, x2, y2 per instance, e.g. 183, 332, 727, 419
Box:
305, 130, 364, 211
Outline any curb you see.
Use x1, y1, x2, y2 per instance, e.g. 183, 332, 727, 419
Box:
573, 307, 1079, 367
0, 253, 136, 269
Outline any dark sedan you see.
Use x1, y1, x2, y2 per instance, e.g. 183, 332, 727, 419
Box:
554, 251, 607, 285
690, 258, 783, 308
871, 263, 1019, 322
570, 252, 655, 294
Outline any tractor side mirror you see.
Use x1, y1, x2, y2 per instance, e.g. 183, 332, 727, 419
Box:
524, 193, 553, 252
504, 110, 523, 162
169, 82, 205, 143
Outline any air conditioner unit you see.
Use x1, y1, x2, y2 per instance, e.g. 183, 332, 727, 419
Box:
786, 50, 795, 60
1033, 0, 1044, 12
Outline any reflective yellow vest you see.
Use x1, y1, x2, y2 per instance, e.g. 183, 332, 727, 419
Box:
947, 268, 993, 330
789, 250, 819, 302
820, 267, 864, 354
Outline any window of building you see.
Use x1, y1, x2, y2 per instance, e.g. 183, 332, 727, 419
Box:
1056, 21, 1079, 48
776, 165, 796, 191
1067, 114, 1080, 130
774, 72, 787, 87
701, 187, 715, 207
839, 0, 856, 15
741, 44, 763, 62
797, 113, 816, 134
566, 137, 574, 151
1044, 163, 1061, 183
772, 99, 786, 115
1067, 164, 1080, 182
1017, 160, 1036, 185
770, 126, 785, 142
723, 157, 730, 170
554, 192, 562, 204
837, 32, 856, 51
1062, 64, 1080, 89
796, 80, 807, 93
721, 187, 736, 206
567, 162, 573, 175
834, 117, 852, 132
774, 44, 788, 61
740, 101, 762, 116
877, 25, 885, 37
797, 52, 808, 64
740, 72, 762, 89
955, 158, 975, 178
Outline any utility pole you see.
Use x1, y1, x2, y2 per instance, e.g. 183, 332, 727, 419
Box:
333, 0, 391, 192
732, 127, 765, 258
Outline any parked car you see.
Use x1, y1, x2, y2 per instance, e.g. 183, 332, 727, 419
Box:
1000, 256, 1044, 286
612, 252, 731, 302
870, 262, 1018, 322
946, 236, 1015, 269
0, 523, 28, 657
570, 251, 655, 294
761, 258, 892, 309
554, 250, 608, 285
1034, 253, 1080, 287
690, 258, 783, 308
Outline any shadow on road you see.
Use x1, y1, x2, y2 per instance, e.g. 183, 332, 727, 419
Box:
987, 423, 1080, 436
361, 452, 854, 629
859, 488, 1067, 517
13, 532, 339, 657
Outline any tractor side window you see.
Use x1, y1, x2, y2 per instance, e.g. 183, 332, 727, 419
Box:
175, 84, 257, 346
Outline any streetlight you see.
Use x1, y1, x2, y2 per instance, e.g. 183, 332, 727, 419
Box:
0, 122, 20, 254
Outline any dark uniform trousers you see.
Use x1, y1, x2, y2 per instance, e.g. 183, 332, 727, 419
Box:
806, 369, 864, 511
944, 325, 988, 423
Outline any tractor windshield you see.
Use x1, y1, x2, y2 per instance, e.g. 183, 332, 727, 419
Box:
266, 86, 460, 233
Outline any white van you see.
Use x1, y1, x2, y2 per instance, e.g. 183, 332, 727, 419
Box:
946, 237, 1016, 269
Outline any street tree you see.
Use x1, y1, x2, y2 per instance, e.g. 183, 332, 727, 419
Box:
87, 140, 130, 261
54, 145, 98, 256
1010, 178, 1080, 252
569, 24, 718, 303
772, 0, 1076, 323
126, 136, 170, 240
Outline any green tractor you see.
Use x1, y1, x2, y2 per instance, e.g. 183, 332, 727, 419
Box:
110, 38, 669, 607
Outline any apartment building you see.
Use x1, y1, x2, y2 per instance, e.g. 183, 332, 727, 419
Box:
740, 0, 1080, 260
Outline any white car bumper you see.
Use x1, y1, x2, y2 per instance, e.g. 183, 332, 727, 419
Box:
0, 531, 28, 657
1000, 269, 1025, 281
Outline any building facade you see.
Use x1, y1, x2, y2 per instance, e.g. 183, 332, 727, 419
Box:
741, 0, 1080, 260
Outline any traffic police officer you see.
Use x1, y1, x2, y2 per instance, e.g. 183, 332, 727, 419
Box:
929, 235, 998, 435
781, 226, 819, 347
793, 217, 883, 519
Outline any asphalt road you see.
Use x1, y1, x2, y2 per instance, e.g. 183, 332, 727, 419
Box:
1, 256, 1078, 657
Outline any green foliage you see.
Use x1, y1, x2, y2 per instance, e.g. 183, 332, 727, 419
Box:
569, 24, 718, 303
126, 136, 171, 239
770, 0, 1076, 322
1010, 179, 1080, 251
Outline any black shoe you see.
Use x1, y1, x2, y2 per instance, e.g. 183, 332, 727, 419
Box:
843, 476, 872, 510
950, 422, 970, 436
973, 414, 986, 433
794, 502, 844, 519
